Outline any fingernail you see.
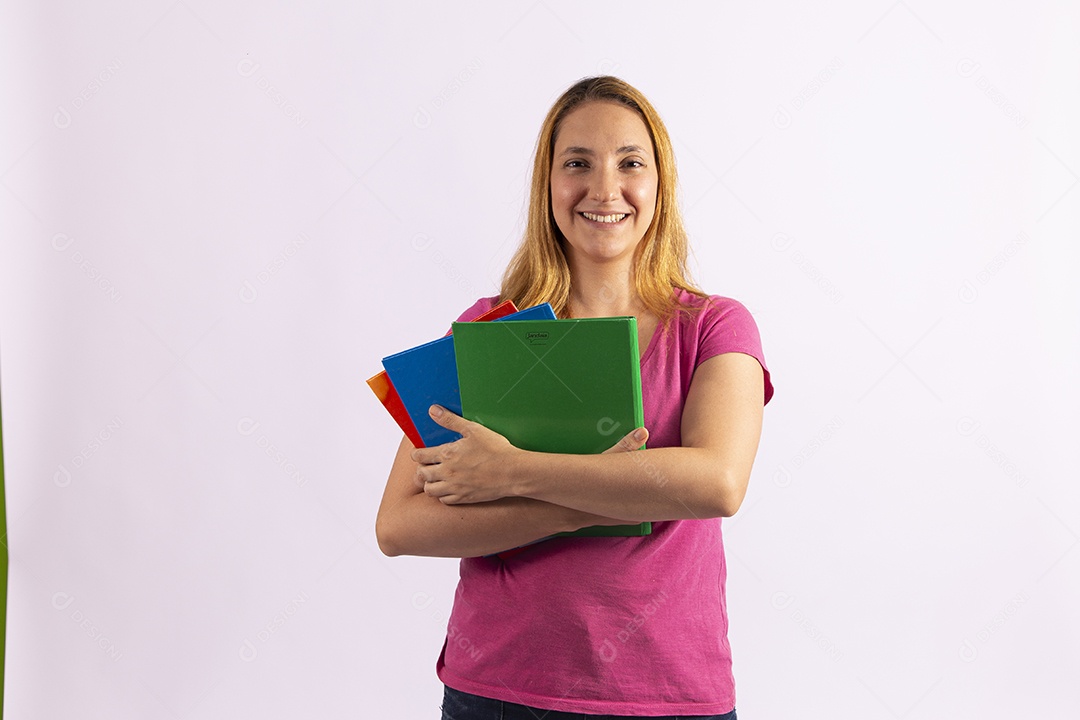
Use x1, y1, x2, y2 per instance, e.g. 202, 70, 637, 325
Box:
430, 405, 443, 418
633, 428, 647, 441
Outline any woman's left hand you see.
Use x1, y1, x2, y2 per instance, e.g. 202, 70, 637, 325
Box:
410, 405, 520, 504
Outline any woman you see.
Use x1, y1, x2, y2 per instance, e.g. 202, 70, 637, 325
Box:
376, 76, 773, 719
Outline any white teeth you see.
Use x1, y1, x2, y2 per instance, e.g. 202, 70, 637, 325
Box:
582, 212, 628, 223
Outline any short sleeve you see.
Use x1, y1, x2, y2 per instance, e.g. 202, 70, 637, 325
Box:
697, 296, 774, 405
453, 296, 500, 324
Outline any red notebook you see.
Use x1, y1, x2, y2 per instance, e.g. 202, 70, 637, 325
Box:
366, 300, 517, 447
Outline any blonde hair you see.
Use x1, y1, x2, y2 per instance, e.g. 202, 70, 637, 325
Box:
500, 76, 704, 322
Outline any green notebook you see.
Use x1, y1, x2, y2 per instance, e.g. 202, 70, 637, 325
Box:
452, 317, 651, 538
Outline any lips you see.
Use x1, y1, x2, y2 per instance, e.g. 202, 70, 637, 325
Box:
580, 211, 629, 224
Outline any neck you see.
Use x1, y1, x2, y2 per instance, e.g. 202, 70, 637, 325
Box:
565, 255, 644, 318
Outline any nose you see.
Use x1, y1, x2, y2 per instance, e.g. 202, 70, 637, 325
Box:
591, 166, 619, 202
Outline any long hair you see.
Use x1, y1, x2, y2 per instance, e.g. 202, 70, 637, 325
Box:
499, 76, 704, 322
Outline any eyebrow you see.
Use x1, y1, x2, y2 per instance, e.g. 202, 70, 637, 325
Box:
558, 145, 649, 156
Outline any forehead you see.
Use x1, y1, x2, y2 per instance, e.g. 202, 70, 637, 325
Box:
554, 101, 653, 154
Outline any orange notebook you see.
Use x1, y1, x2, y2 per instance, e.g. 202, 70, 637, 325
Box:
366, 300, 517, 447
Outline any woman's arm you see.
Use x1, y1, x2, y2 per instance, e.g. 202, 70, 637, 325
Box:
415, 352, 765, 521
375, 435, 640, 558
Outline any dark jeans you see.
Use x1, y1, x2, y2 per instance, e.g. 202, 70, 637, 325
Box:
440, 685, 738, 720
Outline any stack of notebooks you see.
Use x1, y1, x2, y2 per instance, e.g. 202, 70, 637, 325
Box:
368, 302, 652, 555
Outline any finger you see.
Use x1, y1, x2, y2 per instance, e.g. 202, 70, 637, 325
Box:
413, 462, 433, 489
602, 427, 648, 454
427, 404, 469, 432
422, 476, 448, 499
427, 484, 466, 505
410, 447, 441, 466
411, 433, 465, 466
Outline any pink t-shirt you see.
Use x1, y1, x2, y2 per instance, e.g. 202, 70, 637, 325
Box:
436, 289, 773, 715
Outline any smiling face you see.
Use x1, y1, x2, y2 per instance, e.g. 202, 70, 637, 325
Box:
550, 101, 659, 267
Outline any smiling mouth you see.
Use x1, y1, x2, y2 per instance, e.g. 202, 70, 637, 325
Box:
580, 211, 628, 224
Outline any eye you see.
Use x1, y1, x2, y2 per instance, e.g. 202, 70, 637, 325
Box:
564, 159, 588, 168
622, 159, 645, 169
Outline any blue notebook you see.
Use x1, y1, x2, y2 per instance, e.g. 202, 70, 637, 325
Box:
381, 303, 557, 447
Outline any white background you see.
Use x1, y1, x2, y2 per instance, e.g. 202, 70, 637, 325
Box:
2, 1, 1078, 718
